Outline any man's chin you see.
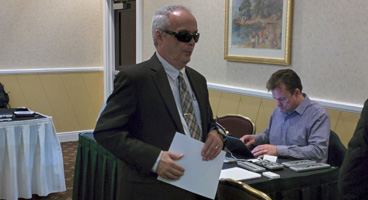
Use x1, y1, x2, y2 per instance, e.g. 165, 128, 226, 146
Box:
182, 57, 191, 64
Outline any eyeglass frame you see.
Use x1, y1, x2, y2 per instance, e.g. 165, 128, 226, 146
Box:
160, 29, 200, 43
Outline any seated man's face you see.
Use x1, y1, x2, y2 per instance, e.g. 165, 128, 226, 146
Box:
272, 83, 300, 114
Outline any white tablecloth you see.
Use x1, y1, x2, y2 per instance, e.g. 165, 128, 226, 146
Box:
0, 116, 66, 200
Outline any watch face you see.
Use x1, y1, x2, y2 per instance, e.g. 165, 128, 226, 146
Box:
215, 122, 227, 136
214, 126, 224, 135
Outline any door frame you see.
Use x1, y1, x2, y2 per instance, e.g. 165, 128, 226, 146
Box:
102, 0, 142, 101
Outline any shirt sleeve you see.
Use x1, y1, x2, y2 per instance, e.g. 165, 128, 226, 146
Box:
152, 151, 163, 173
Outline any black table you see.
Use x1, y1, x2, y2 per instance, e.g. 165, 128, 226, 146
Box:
73, 132, 339, 200
223, 161, 339, 199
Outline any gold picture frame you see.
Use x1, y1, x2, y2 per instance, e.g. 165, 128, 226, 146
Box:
224, 0, 293, 65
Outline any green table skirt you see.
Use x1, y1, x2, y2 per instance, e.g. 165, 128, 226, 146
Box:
73, 132, 118, 200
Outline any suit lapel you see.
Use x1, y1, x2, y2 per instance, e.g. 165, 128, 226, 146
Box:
149, 55, 184, 134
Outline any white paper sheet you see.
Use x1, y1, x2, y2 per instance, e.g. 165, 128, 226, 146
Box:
219, 167, 261, 181
157, 132, 226, 199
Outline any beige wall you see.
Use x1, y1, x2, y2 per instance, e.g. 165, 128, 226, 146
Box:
1, 0, 366, 141
140, 0, 366, 146
141, 0, 368, 106
0, 0, 104, 133
209, 89, 360, 147
0, 72, 104, 133
0, 0, 103, 69
2, 71, 358, 146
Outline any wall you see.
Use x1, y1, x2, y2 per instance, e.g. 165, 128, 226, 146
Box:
141, 0, 368, 106
0, 72, 104, 133
140, 0, 367, 144
0, 0, 104, 134
1, 0, 366, 142
0, 0, 103, 70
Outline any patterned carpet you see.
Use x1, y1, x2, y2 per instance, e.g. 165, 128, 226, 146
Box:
19, 141, 78, 200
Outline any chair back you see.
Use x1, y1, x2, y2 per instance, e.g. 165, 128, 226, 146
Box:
216, 178, 271, 200
328, 130, 347, 167
217, 114, 255, 138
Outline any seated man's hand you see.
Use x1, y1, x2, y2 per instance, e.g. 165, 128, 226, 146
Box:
201, 130, 223, 161
251, 144, 277, 158
240, 135, 256, 147
156, 151, 184, 180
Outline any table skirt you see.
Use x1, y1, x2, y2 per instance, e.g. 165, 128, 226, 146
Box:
0, 117, 66, 200
73, 132, 118, 200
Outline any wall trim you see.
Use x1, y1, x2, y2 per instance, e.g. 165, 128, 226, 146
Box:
57, 129, 94, 143
0, 67, 103, 75
208, 83, 363, 113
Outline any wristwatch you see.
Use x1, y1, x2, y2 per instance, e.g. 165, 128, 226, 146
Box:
214, 121, 228, 145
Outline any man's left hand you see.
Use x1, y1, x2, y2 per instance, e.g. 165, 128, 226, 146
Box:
201, 130, 223, 161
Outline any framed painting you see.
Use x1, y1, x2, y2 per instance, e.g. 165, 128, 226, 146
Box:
224, 0, 293, 65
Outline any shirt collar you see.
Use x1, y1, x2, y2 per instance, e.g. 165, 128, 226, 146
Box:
294, 93, 309, 115
156, 52, 185, 80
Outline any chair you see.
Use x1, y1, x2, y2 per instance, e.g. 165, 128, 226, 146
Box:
327, 130, 347, 167
217, 114, 256, 138
216, 178, 271, 200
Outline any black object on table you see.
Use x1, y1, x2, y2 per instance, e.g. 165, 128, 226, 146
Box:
0, 108, 45, 121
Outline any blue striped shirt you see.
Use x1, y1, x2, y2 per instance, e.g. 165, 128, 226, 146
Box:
254, 94, 331, 163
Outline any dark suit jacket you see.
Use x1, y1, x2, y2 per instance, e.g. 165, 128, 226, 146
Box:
94, 54, 216, 199
339, 98, 368, 200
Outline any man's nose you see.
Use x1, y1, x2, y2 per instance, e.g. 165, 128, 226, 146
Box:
276, 100, 283, 107
189, 37, 196, 44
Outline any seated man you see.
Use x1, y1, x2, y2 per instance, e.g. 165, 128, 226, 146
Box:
240, 69, 330, 162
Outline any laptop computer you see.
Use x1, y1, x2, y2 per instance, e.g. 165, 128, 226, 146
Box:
0, 108, 14, 120
225, 135, 255, 159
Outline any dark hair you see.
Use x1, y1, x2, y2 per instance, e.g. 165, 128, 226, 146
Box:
266, 69, 303, 95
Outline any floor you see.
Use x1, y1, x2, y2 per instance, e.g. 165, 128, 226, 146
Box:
19, 141, 78, 200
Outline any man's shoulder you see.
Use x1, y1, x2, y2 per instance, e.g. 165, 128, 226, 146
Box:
307, 99, 327, 113
116, 55, 162, 76
303, 98, 330, 122
185, 66, 206, 80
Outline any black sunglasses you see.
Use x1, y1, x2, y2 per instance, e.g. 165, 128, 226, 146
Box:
161, 30, 200, 43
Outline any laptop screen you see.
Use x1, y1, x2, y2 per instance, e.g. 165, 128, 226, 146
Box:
225, 135, 255, 159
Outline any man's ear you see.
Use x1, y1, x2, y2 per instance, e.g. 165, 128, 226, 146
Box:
294, 88, 301, 96
155, 30, 164, 45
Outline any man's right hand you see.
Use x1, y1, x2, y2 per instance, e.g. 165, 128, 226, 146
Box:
156, 151, 185, 180
240, 135, 256, 147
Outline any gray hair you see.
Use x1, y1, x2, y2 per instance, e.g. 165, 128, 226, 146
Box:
151, 5, 191, 46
